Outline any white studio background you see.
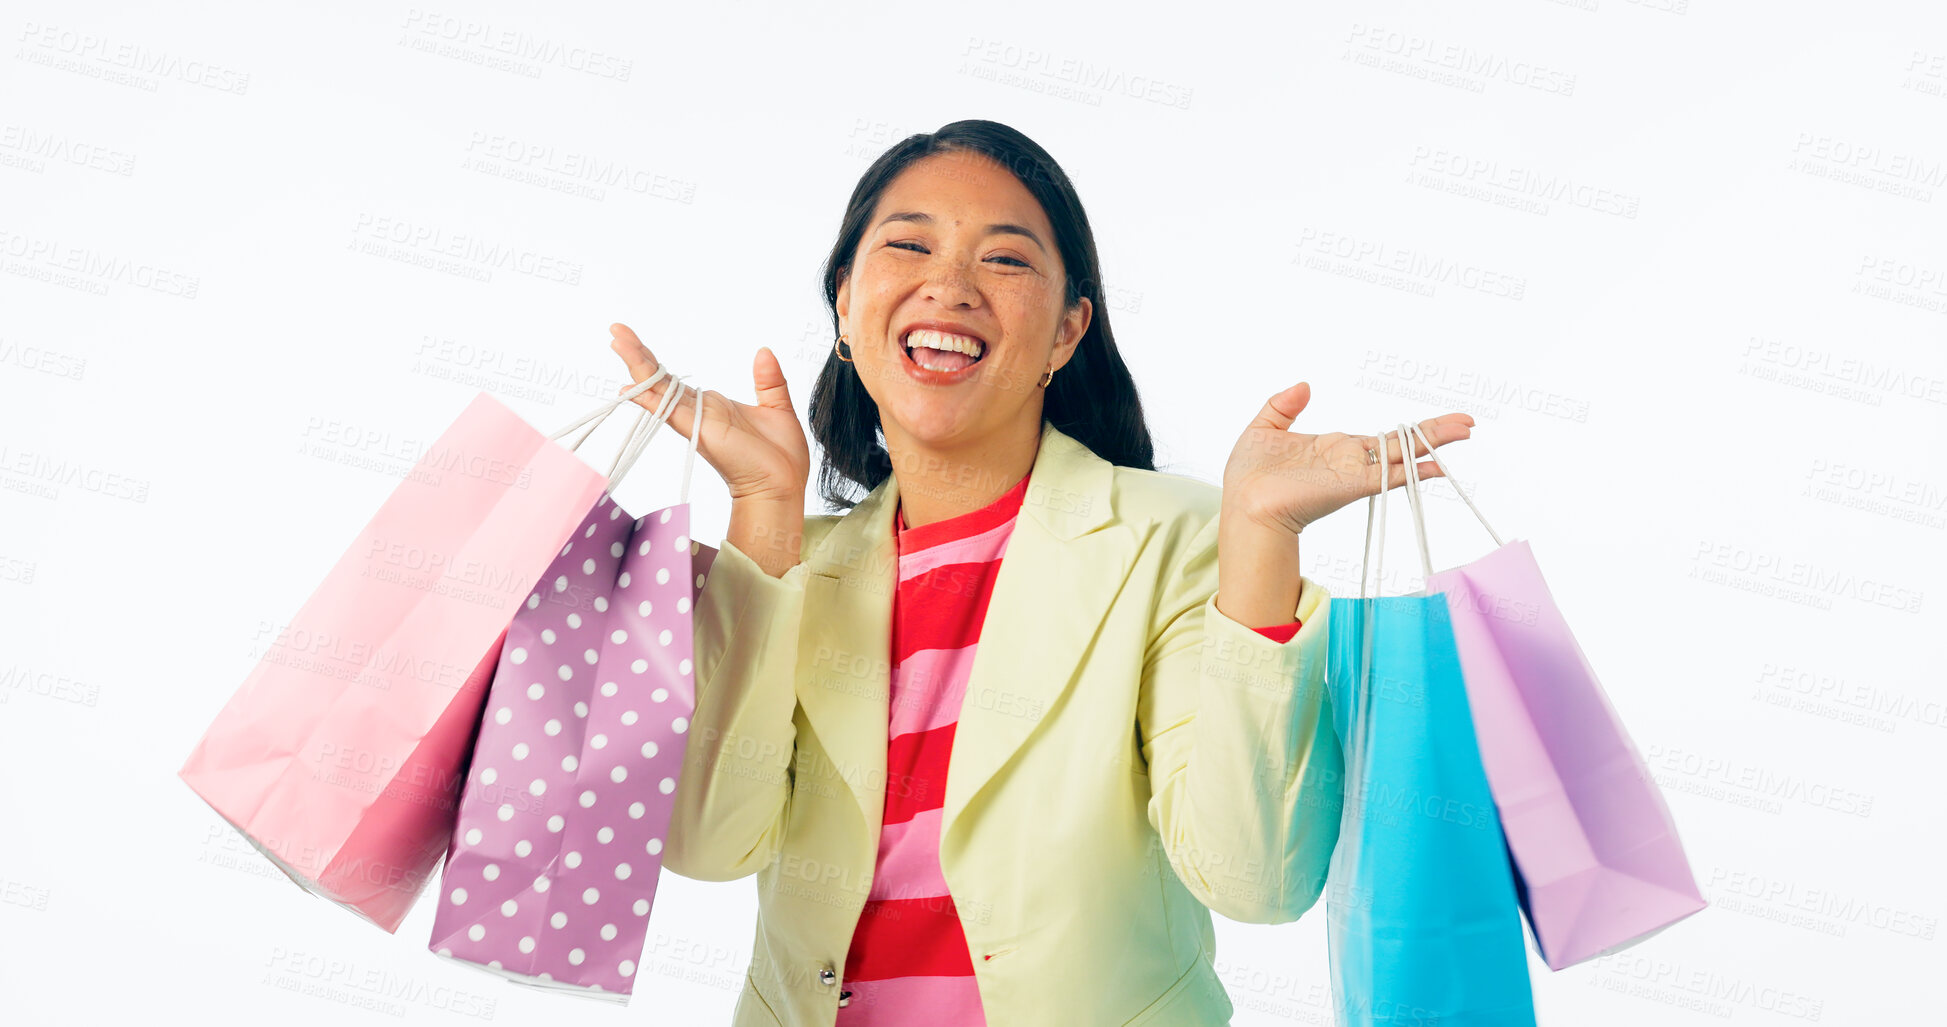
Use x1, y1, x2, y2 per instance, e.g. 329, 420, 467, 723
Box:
3, 1, 1943, 1024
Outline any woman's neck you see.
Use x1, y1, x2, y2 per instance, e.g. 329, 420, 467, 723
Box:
885, 417, 1042, 531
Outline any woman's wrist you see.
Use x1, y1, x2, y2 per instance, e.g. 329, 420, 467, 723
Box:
728, 493, 806, 578
1215, 503, 1304, 629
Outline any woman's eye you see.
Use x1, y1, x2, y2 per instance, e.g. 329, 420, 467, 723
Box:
886, 241, 1028, 269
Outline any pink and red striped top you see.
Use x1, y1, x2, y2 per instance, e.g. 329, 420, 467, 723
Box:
834, 470, 1302, 1023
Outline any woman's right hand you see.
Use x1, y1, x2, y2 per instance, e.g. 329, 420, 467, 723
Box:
609, 323, 810, 506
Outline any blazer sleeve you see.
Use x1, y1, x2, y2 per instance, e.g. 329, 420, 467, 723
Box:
1137, 510, 1344, 925
663, 536, 812, 882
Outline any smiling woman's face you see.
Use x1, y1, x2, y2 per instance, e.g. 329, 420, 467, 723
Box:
836, 149, 1091, 457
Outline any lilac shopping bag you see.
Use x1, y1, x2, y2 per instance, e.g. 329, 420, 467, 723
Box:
1399, 422, 1706, 970
178, 391, 612, 931
430, 379, 717, 1002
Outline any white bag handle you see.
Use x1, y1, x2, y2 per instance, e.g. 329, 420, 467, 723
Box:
607, 373, 684, 483
608, 379, 707, 505
1341, 421, 1503, 888
1403, 421, 1505, 561
550, 368, 663, 448
548, 369, 669, 485
1360, 422, 1508, 587
1357, 424, 1413, 600
1399, 422, 1434, 578
1343, 425, 1414, 886
542, 369, 706, 502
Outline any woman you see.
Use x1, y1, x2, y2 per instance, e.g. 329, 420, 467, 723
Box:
606, 120, 1470, 1026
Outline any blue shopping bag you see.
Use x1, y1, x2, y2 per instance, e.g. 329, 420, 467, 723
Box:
1322, 424, 1536, 1027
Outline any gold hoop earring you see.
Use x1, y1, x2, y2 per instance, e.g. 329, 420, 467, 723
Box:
1038, 367, 1053, 388
834, 334, 853, 363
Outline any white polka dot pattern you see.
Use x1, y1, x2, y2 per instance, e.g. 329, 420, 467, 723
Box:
429, 493, 715, 1000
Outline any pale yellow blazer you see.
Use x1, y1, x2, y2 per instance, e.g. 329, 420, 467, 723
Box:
666, 421, 1343, 1026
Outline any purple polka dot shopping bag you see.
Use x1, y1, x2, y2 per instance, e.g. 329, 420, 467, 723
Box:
427, 377, 718, 1002
178, 374, 679, 933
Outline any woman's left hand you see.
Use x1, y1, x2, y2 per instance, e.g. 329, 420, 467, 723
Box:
1221, 382, 1476, 537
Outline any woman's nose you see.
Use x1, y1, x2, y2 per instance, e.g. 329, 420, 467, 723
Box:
921, 260, 980, 308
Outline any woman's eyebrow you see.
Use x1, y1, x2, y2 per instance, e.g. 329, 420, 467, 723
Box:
876, 210, 1047, 253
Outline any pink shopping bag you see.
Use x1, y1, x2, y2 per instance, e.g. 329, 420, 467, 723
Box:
429, 380, 716, 1002
1398, 422, 1707, 970
178, 391, 614, 931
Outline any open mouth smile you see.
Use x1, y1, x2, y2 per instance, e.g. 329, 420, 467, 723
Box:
902, 327, 986, 371
897, 324, 990, 384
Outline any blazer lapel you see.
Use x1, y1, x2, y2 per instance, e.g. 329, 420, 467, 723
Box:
797, 477, 899, 840
796, 423, 1135, 852
940, 425, 1134, 852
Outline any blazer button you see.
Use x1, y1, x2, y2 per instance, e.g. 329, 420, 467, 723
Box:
839, 990, 853, 1007
819, 966, 837, 986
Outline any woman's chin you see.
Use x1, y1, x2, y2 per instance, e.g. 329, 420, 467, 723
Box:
883, 404, 989, 452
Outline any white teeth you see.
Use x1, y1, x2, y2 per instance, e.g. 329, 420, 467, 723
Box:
903, 328, 984, 360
